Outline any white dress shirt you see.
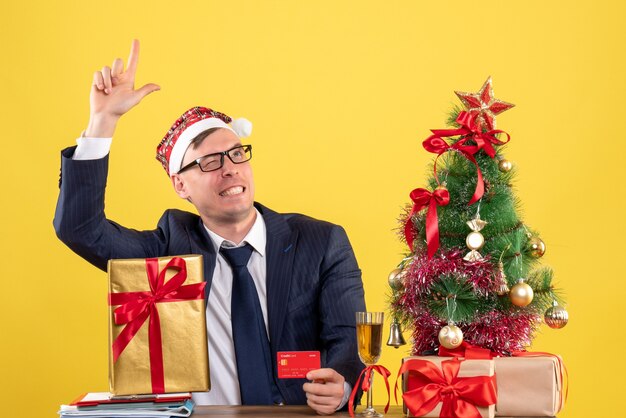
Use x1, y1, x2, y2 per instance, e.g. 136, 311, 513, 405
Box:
194, 210, 268, 405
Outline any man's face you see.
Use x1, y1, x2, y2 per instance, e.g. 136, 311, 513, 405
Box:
172, 128, 255, 226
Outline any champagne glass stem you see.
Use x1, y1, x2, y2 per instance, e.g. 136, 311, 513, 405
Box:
366, 373, 374, 411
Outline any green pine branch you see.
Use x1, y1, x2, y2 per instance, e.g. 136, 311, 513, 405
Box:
426, 274, 493, 323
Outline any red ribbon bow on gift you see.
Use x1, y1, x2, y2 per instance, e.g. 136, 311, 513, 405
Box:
395, 358, 497, 418
108, 257, 206, 394
348, 365, 391, 418
404, 187, 450, 259
422, 111, 511, 205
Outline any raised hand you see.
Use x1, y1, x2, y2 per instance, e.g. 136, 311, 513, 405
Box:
86, 39, 160, 137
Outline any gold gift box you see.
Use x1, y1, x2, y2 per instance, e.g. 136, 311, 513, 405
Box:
494, 355, 565, 416
108, 254, 210, 395
401, 356, 495, 418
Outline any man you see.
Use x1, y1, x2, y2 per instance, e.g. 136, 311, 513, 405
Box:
54, 40, 365, 415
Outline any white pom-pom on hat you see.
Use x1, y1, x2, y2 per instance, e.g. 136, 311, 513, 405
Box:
231, 117, 253, 138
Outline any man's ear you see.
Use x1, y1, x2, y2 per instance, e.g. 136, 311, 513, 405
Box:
171, 174, 190, 199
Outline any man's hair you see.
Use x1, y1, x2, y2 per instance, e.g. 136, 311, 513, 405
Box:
190, 127, 223, 150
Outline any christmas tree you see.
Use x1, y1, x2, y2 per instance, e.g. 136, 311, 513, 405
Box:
388, 77, 568, 356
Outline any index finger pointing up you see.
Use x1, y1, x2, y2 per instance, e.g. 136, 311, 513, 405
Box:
126, 39, 140, 75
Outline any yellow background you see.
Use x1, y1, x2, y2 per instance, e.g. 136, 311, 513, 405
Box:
1, 1, 624, 417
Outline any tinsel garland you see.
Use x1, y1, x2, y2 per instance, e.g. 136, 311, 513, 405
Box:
405, 249, 494, 295
392, 249, 542, 355
405, 310, 539, 356
464, 310, 540, 355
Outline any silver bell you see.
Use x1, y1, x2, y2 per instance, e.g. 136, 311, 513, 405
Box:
386, 320, 407, 348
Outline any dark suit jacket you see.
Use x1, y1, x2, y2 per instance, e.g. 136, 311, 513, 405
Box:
54, 147, 366, 405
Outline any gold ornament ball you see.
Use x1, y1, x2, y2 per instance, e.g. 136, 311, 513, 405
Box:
510, 280, 534, 307
545, 305, 569, 329
528, 236, 546, 258
388, 268, 406, 291
466, 231, 485, 250
435, 185, 448, 193
438, 324, 464, 349
498, 159, 512, 172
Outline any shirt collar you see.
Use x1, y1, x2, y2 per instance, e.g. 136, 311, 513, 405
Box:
204, 208, 266, 257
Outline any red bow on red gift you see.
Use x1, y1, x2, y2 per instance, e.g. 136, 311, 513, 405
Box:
395, 358, 497, 418
108, 257, 206, 394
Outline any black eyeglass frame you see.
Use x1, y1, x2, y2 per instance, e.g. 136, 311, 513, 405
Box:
177, 144, 253, 174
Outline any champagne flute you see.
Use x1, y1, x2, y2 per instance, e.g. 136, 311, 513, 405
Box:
356, 312, 384, 417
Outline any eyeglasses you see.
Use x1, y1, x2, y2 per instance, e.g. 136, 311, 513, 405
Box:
178, 145, 252, 174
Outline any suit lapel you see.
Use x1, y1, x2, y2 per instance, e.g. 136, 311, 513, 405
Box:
257, 203, 298, 351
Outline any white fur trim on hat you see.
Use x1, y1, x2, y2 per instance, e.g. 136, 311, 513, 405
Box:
169, 117, 252, 175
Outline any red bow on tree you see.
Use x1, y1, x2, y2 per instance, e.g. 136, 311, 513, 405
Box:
441, 111, 511, 158
404, 187, 450, 259
422, 111, 511, 205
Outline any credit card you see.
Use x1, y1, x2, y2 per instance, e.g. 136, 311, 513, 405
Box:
277, 351, 321, 378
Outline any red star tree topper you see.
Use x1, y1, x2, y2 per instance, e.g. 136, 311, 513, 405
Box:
455, 76, 515, 131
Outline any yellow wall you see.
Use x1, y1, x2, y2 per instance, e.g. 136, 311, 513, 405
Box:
1, 1, 624, 416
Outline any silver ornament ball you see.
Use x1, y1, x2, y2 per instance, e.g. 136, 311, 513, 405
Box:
545, 304, 569, 329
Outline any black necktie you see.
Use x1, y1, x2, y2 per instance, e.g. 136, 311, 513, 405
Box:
220, 244, 275, 404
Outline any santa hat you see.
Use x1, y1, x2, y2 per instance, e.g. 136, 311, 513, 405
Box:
156, 106, 252, 176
